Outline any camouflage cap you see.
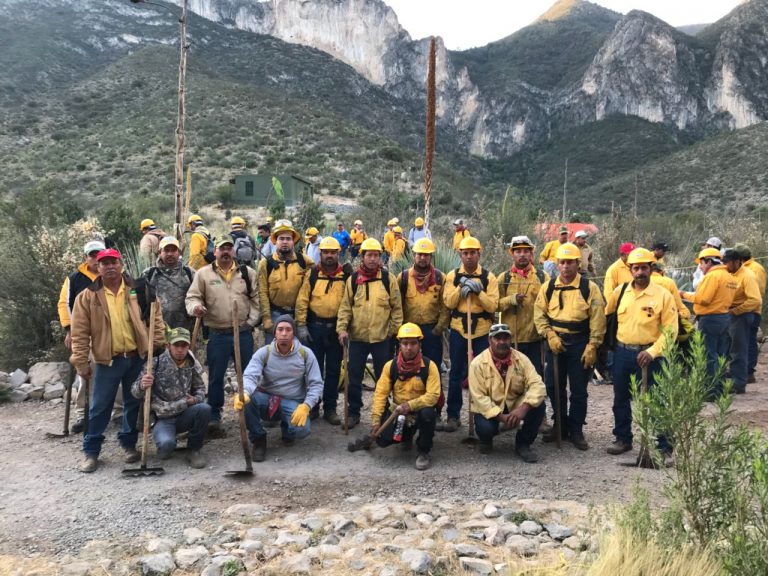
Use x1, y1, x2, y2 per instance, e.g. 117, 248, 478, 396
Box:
168, 327, 191, 344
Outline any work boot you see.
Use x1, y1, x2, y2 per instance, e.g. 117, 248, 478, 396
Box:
251, 436, 267, 462
186, 450, 206, 469
123, 447, 141, 463
434, 413, 444, 431
80, 456, 98, 473
748, 373, 757, 384
346, 414, 361, 429
515, 444, 539, 463
442, 418, 460, 433
478, 441, 493, 455
542, 427, 567, 443
415, 452, 431, 471
606, 440, 632, 455
71, 420, 84, 434
570, 433, 590, 451
324, 410, 341, 426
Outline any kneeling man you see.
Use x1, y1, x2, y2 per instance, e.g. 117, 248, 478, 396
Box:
238, 315, 323, 462
469, 323, 547, 462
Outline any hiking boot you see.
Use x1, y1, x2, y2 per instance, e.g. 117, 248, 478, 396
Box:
542, 428, 567, 443
310, 405, 320, 421
281, 436, 295, 446
324, 410, 341, 426
400, 436, 413, 452
515, 444, 539, 463
186, 450, 206, 469
607, 440, 633, 455
415, 452, 431, 471
71, 420, 84, 434
570, 434, 590, 451
478, 441, 493, 455
123, 447, 141, 463
346, 414, 361, 429
80, 456, 98, 473
442, 418, 460, 433
748, 373, 757, 384
251, 436, 267, 463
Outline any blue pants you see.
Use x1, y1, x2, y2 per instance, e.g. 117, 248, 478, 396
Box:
82, 356, 143, 458
347, 340, 391, 417
474, 402, 545, 447
153, 403, 211, 454
749, 313, 761, 376
545, 337, 589, 437
729, 312, 752, 392
244, 391, 311, 441
376, 407, 436, 453
207, 329, 254, 420
611, 346, 670, 450
698, 313, 730, 395
418, 323, 444, 368
447, 329, 490, 421
517, 341, 543, 375
307, 321, 343, 412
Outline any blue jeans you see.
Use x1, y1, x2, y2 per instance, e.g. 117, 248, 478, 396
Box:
207, 329, 254, 420
474, 402, 545, 447
153, 403, 211, 454
307, 321, 343, 412
611, 346, 670, 450
729, 312, 752, 391
545, 336, 590, 437
749, 313, 761, 376
82, 356, 143, 458
418, 323, 443, 368
347, 340, 391, 417
517, 341, 543, 376
447, 329, 490, 421
698, 313, 730, 394
244, 391, 311, 441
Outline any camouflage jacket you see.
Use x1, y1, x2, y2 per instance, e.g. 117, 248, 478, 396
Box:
142, 260, 194, 331
131, 349, 206, 419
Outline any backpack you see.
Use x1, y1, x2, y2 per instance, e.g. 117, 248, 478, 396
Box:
351, 269, 391, 300
543, 275, 593, 334
501, 268, 545, 296
233, 235, 255, 266
604, 282, 629, 350
389, 357, 433, 384
197, 230, 215, 264
266, 253, 309, 275
399, 268, 444, 298
308, 263, 353, 294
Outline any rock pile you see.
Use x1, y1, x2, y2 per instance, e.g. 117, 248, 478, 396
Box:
1, 362, 71, 403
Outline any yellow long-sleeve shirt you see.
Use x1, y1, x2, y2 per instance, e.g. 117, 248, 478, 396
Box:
391, 237, 407, 262
469, 348, 546, 420
533, 273, 606, 347
603, 258, 633, 300
605, 281, 678, 359
383, 230, 395, 254
257, 253, 314, 330
681, 265, 737, 315
651, 272, 691, 320
539, 239, 562, 264
498, 265, 548, 344
294, 267, 347, 325
452, 229, 470, 251
744, 259, 767, 297
336, 270, 403, 343
443, 265, 499, 339
398, 268, 450, 330
187, 228, 210, 271
350, 228, 367, 247
57, 263, 99, 328
371, 359, 440, 422
730, 265, 762, 316
104, 281, 138, 354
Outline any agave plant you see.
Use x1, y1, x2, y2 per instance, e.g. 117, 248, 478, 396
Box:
121, 242, 156, 278
386, 239, 460, 276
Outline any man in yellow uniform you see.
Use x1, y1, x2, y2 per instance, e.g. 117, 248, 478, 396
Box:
469, 323, 547, 462
498, 236, 548, 374
736, 244, 766, 383
651, 262, 693, 345
573, 230, 596, 278
603, 242, 635, 299
337, 238, 403, 428
371, 323, 440, 470
443, 236, 499, 432
451, 218, 471, 251
295, 237, 350, 424
680, 247, 738, 396
534, 243, 605, 450
257, 219, 313, 343
604, 248, 678, 456
382, 218, 397, 260
350, 220, 367, 259
539, 227, 568, 277
186, 214, 212, 271
390, 226, 408, 262
722, 248, 762, 394
139, 219, 167, 258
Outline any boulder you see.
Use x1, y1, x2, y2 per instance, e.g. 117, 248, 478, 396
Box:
28, 362, 70, 387
401, 549, 431, 573
44, 382, 66, 400
200, 555, 243, 576
223, 504, 266, 520
452, 543, 487, 558
9, 389, 27, 402
458, 557, 493, 575
280, 554, 311, 574
519, 520, 542, 535
137, 552, 175, 576
505, 535, 538, 557
9, 369, 28, 388
544, 523, 573, 541
26, 384, 45, 400
174, 546, 209, 569
183, 527, 205, 545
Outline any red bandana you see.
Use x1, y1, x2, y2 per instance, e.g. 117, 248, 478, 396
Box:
396, 351, 424, 379
492, 352, 513, 380
510, 265, 530, 278
411, 265, 437, 294
355, 264, 380, 284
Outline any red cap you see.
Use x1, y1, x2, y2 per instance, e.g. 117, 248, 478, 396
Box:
619, 242, 636, 255
96, 248, 122, 261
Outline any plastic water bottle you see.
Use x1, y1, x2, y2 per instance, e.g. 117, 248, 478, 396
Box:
393, 414, 406, 442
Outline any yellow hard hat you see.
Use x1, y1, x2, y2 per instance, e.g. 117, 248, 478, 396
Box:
415, 217, 425, 226
397, 322, 424, 340
387, 218, 397, 227
305, 226, 320, 236
231, 216, 246, 228
412, 238, 436, 254
270, 219, 300, 243
354, 219, 363, 226
393, 226, 403, 234
318, 237, 341, 251
695, 247, 722, 263
555, 242, 580, 260
360, 238, 383, 253
627, 248, 656, 265
458, 236, 482, 251
187, 214, 203, 227
140, 218, 155, 231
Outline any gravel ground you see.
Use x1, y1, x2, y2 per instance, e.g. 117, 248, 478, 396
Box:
1, 356, 765, 560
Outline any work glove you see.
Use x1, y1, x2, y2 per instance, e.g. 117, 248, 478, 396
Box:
233, 391, 251, 411
581, 343, 598, 369
263, 318, 274, 334
460, 285, 472, 299
290, 403, 311, 427
546, 330, 565, 355
460, 277, 483, 294
297, 326, 312, 343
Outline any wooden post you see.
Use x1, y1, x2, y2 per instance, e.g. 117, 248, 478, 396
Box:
423, 37, 436, 229
173, 0, 189, 242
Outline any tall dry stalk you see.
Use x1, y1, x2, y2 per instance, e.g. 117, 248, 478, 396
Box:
423, 37, 436, 229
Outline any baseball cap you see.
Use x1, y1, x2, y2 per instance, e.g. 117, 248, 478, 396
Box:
574, 230, 587, 239
84, 240, 106, 255
215, 235, 235, 248
167, 327, 191, 344
619, 242, 636, 255
96, 248, 122, 261
651, 241, 669, 251
705, 236, 722, 249
159, 236, 180, 250
558, 226, 568, 234
489, 323, 513, 338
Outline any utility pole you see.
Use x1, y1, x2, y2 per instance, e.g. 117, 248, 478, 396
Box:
174, 0, 189, 242
562, 157, 568, 221
423, 37, 436, 230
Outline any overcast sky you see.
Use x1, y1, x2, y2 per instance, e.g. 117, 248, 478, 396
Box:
383, 0, 743, 50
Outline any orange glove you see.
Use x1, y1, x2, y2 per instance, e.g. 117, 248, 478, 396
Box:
290, 403, 311, 427
581, 343, 598, 369
547, 331, 565, 354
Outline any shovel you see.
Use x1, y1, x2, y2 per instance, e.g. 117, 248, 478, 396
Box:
124, 301, 165, 477
46, 364, 75, 439
552, 351, 563, 449
225, 301, 254, 478
347, 409, 399, 452
462, 294, 478, 446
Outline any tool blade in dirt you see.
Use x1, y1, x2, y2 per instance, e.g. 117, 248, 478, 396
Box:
225, 300, 254, 478
552, 352, 562, 449
347, 409, 398, 452
83, 377, 90, 436
46, 365, 74, 439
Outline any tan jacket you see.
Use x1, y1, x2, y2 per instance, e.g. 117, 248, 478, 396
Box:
69, 275, 165, 372
139, 229, 166, 258
469, 348, 546, 420
498, 265, 548, 344
185, 263, 260, 330
336, 270, 403, 343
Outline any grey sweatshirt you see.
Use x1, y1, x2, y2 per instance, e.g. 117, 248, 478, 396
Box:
242, 337, 323, 408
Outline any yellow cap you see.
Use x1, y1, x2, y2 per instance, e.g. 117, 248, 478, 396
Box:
397, 323, 424, 340
393, 226, 403, 234
555, 242, 580, 260
231, 216, 246, 228
305, 227, 320, 236
695, 247, 722, 263
415, 217, 425, 226
627, 248, 656, 265
270, 219, 300, 243
140, 218, 155, 231
387, 218, 397, 226
360, 238, 383, 253
458, 236, 482, 251
186, 214, 202, 227
159, 236, 180, 250
354, 219, 363, 226
412, 238, 435, 254
318, 237, 341, 251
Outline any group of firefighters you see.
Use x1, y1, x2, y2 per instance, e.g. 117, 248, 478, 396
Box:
58, 214, 765, 473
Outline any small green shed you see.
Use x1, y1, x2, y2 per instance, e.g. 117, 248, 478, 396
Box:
231, 174, 314, 207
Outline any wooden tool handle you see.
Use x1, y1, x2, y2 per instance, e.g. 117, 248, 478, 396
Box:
190, 316, 201, 355
232, 301, 253, 472
372, 408, 400, 440
142, 301, 157, 468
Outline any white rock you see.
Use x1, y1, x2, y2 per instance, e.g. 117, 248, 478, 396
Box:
27, 384, 45, 400
433, 515, 453, 528
138, 553, 175, 576
452, 543, 487, 558
0, 371, 9, 383
281, 553, 311, 574
9, 389, 27, 402
379, 566, 400, 576
333, 517, 356, 534
274, 530, 310, 549
44, 382, 66, 400
29, 362, 70, 387
457, 519, 497, 530
401, 549, 431, 573
183, 527, 205, 544
505, 535, 538, 557
9, 369, 27, 388
458, 557, 493, 575
245, 527, 271, 541
483, 525, 507, 546
544, 523, 573, 541
415, 513, 434, 526
239, 540, 263, 554
201, 555, 243, 576
563, 535, 584, 551
320, 544, 342, 557
174, 545, 209, 569
223, 504, 266, 519
301, 516, 324, 531
519, 520, 542, 535
367, 505, 391, 523
419, 538, 436, 550
146, 538, 176, 553
441, 528, 460, 542
482, 504, 500, 518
